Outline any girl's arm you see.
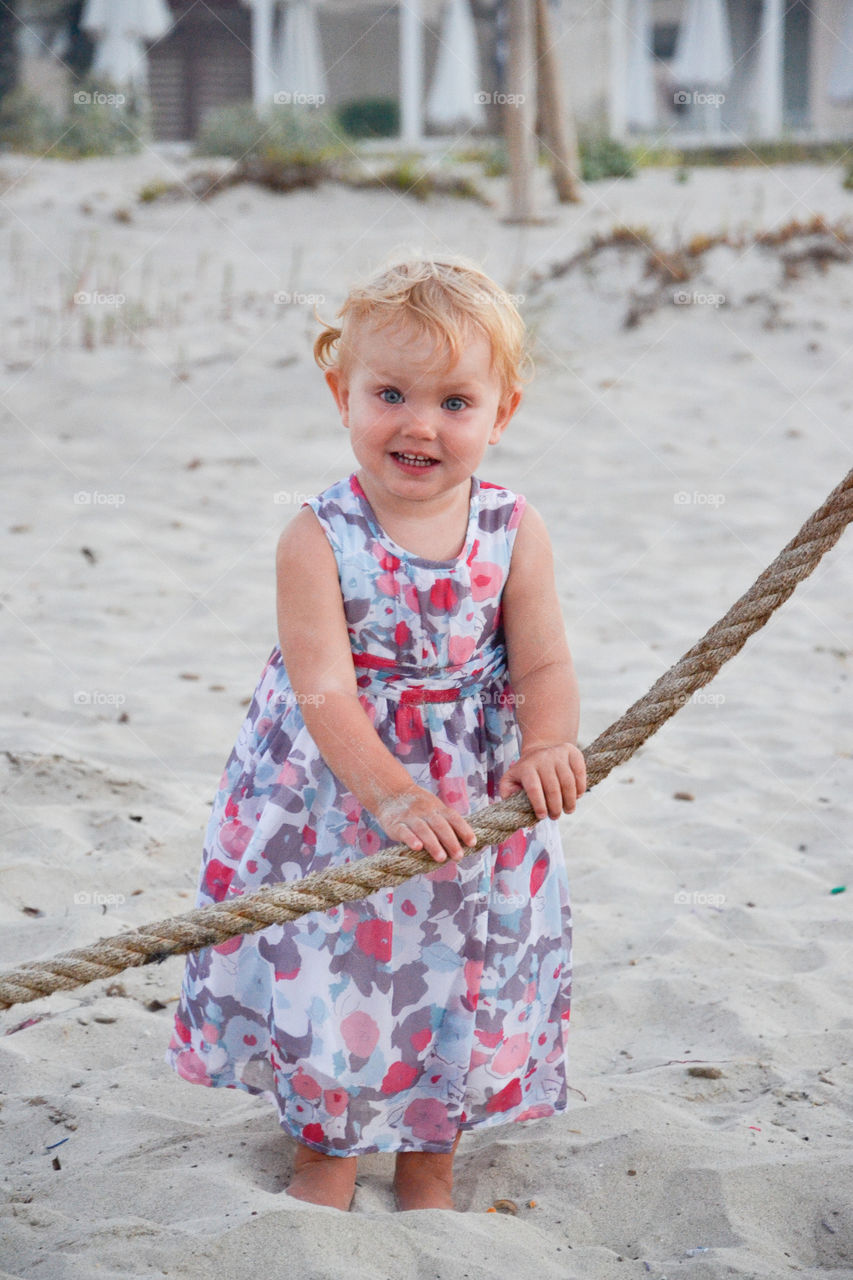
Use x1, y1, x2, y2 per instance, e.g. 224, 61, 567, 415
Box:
498, 503, 587, 819
275, 507, 476, 863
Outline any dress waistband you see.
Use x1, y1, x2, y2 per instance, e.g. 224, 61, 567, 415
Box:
352, 651, 509, 706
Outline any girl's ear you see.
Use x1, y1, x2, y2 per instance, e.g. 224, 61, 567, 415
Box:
325, 367, 350, 427
489, 385, 522, 444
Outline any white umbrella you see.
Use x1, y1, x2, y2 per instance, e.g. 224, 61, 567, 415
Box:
426, 0, 487, 131
669, 0, 734, 87
273, 0, 328, 104
828, 0, 853, 103
625, 0, 656, 129
80, 0, 174, 90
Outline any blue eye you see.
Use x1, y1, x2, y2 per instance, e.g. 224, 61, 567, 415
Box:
380, 388, 403, 404
444, 396, 467, 411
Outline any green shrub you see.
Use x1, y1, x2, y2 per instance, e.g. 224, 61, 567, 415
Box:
0, 79, 145, 157
335, 97, 399, 139
195, 100, 343, 165
579, 135, 636, 182
61, 78, 146, 156
0, 87, 57, 153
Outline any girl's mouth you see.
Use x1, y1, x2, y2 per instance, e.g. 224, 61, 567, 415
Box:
391, 452, 439, 470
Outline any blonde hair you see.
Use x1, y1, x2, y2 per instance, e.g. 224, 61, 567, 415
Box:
313, 255, 534, 398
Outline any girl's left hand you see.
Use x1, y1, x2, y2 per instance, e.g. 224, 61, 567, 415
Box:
497, 743, 587, 821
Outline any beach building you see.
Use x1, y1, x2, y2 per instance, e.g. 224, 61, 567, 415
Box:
12, 0, 853, 146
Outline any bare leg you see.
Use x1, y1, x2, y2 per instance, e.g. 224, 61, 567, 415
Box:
393, 1131, 462, 1211
286, 1142, 358, 1211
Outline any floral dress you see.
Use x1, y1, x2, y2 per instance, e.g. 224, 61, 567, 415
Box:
165, 472, 573, 1155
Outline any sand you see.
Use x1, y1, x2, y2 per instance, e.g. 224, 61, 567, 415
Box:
1, 145, 852, 1279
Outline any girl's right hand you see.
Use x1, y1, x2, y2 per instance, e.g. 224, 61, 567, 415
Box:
375, 787, 478, 863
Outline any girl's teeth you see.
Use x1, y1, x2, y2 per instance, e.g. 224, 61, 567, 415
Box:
396, 453, 435, 466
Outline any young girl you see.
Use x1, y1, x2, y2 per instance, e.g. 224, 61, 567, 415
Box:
165, 255, 586, 1213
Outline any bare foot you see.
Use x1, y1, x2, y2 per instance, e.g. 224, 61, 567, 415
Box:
393, 1133, 461, 1211
286, 1142, 357, 1211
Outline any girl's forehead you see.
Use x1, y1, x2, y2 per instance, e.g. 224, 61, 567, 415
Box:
350, 318, 495, 378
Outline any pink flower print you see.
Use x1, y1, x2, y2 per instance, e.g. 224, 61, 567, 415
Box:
493, 1033, 531, 1076
394, 621, 410, 649
381, 1061, 419, 1093
429, 579, 457, 612
204, 857, 235, 900
376, 572, 400, 597
403, 1097, 455, 1143
403, 583, 420, 612
447, 633, 476, 668
437, 774, 468, 810
341, 793, 362, 822
301, 1123, 326, 1145
374, 545, 401, 572
292, 1069, 322, 1101
171, 1016, 191, 1046
495, 829, 526, 870
341, 1010, 380, 1058
220, 820, 252, 858
395, 703, 424, 745
356, 919, 392, 962
212, 934, 242, 957
516, 1103, 553, 1122
358, 826, 381, 856
410, 1027, 431, 1053
429, 747, 453, 779
175, 1049, 212, 1086
475, 1029, 503, 1049
276, 760, 298, 786
485, 1077, 522, 1113
324, 1087, 348, 1117
469, 560, 502, 602
224, 795, 239, 819
530, 854, 549, 898
508, 496, 526, 531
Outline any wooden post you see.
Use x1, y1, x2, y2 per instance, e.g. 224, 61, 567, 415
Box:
400, 0, 424, 145
534, 0, 581, 202
504, 0, 538, 222
250, 0, 276, 114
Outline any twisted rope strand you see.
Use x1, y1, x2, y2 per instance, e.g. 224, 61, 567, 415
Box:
1, 468, 850, 1012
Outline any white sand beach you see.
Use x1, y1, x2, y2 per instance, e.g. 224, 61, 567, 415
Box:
1, 148, 852, 1279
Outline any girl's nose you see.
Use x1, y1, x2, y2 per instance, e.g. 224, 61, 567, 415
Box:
400, 408, 438, 438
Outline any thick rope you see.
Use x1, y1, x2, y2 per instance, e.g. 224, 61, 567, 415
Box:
1, 468, 851, 1013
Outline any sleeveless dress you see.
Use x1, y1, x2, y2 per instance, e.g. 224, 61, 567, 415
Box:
165, 473, 573, 1156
